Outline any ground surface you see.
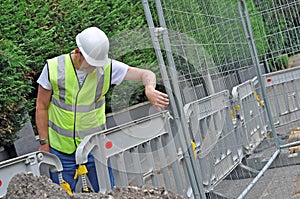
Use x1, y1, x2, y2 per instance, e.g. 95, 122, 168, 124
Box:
288, 53, 300, 68
3, 173, 186, 199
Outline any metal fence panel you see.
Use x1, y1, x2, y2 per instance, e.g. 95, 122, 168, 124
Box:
143, 0, 300, 198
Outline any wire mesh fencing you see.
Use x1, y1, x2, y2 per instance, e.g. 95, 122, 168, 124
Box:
141, 0, 300, 198
74, 1, 300, 198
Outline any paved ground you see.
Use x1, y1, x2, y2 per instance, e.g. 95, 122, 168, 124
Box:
214, 164, 300, 199
288, 53, 300, 68
211, 135, 300, 199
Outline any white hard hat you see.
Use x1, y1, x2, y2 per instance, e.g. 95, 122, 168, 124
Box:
76, 27, 109, 67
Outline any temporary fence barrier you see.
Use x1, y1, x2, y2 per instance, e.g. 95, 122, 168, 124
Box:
0, 152, 63, 197
263, 66, 300, 133
75, 111, 190, 196
140, 0, 300, 198
232, 77, 268, 154
183, 90, 243, 192
73, 64, 300, 198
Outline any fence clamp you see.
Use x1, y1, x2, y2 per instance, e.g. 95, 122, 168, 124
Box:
154, 27, 167, 37
253, 90, 264, 106
230, 105, 241, 121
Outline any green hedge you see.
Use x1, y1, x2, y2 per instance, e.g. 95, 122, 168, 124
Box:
274, 54, 289, 69
0, 39, 33, 147
253, 0, 300, 70
0, 0, 159, 145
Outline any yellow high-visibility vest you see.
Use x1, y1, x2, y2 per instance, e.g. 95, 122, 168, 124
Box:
47, 54, 111, 154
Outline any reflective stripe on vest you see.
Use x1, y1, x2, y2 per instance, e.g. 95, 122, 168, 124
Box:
47, 54, 111, 154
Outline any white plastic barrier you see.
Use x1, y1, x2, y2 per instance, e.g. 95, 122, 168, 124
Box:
0, 152, 63, 197
263, 66, 300, 131
75, 111, 189, 197
183, 90, 243, 191
232, 77, 267, 154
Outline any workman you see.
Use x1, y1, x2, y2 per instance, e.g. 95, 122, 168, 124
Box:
35, 27, 169, 192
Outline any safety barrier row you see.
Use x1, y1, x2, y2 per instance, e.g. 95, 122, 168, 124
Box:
75, 111, 190, 196
75, 85, 269, 197
263, 65, 300, 132
2, 66, 299, 198
74, 67, 300, 197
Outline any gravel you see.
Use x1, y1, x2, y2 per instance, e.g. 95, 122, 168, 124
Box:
3, 173, 187, 199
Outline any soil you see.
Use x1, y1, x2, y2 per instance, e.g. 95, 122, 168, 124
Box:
3, 173, 187, 199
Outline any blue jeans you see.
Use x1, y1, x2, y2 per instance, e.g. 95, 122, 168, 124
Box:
50, 148, 114, 192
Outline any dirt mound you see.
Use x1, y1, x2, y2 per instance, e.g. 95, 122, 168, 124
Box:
3, 173, 187, 199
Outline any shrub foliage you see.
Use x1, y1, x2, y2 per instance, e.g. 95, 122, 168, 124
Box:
0, 0, 157, 145
0, 39, 33, 147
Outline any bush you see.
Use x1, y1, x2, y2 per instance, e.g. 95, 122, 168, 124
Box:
274, 54, 289, 70
267, 60, 276, 72
1, 0, 158, 116
0, 39, 34, 147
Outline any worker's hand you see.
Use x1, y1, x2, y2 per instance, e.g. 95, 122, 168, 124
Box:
145, 85, 169, 112
39, 143, 50, 153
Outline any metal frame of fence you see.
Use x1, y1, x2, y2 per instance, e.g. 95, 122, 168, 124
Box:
141, 0, 300, 198
144, 0, 300, 198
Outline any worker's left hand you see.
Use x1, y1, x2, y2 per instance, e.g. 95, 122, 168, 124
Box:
39, 142, 50, 153
145, 86, 169, 112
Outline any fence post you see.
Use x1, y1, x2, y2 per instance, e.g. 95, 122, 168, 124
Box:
142, 0, 206, 198
238, 0, 280, 149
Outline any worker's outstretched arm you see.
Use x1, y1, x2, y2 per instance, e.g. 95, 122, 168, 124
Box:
124, 67, 169, 112
35, 85, 52, 152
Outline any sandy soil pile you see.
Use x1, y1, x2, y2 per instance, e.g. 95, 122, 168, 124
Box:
3, 173, 187, 199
